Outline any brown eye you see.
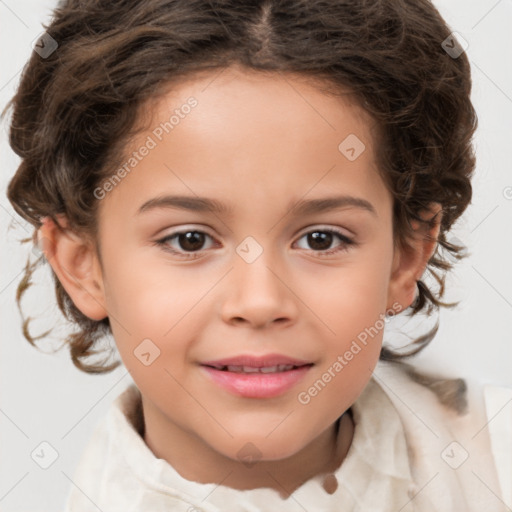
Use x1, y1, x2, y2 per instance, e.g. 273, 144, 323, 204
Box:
307, 231, 334, 251
294, 228, 355, 255
156, 229, 216, 259
176, 231, 207, 251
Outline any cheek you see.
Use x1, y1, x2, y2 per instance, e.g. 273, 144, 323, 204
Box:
102, 254, 215, 378
304, 251, 391, 400
101, 243, 197, 331
305, 253, 392, 334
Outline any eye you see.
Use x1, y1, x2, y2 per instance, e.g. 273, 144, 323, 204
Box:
155, 226, 356, 260
155, 229, 217, 259
293, 228, 356, 256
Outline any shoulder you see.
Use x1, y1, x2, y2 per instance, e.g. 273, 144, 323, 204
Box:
371, 359, 487, 456
367, 360, 508, 511
373, 359, 469, 415
63, 383, 145, 511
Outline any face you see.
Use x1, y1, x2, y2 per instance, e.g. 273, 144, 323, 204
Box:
43, 65, 438, 483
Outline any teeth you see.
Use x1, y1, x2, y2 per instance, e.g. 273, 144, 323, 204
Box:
242, 366, 260, 373
219, 364, 297, 373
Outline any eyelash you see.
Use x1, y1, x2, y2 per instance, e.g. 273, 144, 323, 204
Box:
154, 227, 356, 260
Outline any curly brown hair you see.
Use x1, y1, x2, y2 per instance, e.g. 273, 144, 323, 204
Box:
3, 0, 477, 373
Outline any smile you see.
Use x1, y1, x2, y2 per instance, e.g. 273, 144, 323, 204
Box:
200, 354, 314, 398
205, 364, 303, 373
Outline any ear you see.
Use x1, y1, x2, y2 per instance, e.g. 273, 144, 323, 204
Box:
387, 202, 443, 312
37, 214, 108, 321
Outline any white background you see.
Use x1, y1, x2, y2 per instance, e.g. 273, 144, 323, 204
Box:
1, 1, 511, 510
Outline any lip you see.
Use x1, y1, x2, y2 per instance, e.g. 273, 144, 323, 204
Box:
200, 353, 314, 398
201, 353, 313, 368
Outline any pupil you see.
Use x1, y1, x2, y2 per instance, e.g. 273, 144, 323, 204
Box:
176, 231, 333, 252
180, 231, 205, 251
309, 231, 332, 250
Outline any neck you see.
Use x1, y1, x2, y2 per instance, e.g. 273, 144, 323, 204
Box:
141, 400, 354, 497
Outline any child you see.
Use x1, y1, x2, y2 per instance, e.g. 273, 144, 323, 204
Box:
3, 0, 508, 510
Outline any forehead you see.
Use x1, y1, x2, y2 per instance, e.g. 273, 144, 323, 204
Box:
147, 66, 375, 141
98, 66, 389, 223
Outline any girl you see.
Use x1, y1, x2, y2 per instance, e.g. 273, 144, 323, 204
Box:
3, 0, 507, 510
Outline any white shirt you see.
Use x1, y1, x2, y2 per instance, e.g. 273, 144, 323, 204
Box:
63, 361, 508, 511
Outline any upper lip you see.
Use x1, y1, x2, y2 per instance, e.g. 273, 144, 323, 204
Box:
201, 353, 314, 369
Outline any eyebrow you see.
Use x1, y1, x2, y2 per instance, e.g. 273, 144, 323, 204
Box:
137, 194, 377, 217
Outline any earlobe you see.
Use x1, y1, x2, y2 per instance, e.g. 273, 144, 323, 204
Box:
37, 215, 108, 321
387, 203, 443, 312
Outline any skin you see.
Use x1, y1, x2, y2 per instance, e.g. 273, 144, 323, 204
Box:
39, 65, 442, 496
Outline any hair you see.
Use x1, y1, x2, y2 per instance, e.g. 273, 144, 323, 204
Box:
3, 0, 477, 373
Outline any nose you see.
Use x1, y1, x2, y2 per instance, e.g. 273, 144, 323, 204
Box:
220, 249, 298, 329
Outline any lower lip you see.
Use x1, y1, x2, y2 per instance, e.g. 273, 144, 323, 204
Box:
200, 365, 312, 398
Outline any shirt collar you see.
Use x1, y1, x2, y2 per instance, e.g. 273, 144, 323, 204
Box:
102, 376, 415, 511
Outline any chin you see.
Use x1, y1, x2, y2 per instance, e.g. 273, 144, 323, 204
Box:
217, 435, 308, 465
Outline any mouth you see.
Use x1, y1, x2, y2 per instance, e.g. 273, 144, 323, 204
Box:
200, 354, 314, 398
202, 363, 311, 373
